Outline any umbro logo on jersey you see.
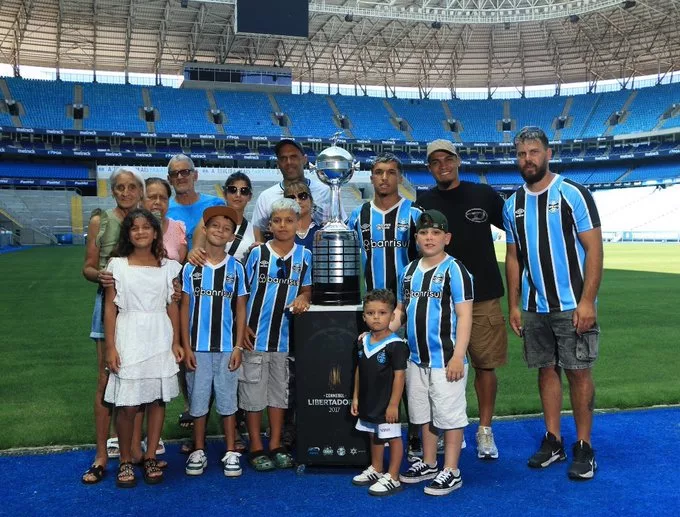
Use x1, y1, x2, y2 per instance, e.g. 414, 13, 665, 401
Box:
360, 223, 370, 231
515, 208, 525, 218
548, 201, 559, 213
192, 272, 202, 280
403, 275, 412, 283
432, 274, 445, 284
260, 260, 269, 268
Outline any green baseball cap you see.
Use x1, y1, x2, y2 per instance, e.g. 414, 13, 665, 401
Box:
416, 210, 449, 232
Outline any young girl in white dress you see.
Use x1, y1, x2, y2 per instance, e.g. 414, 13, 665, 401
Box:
103, 208, 184, 488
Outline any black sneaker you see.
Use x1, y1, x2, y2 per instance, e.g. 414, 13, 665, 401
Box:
527, 432, 567, 468
399, 459, 438, 484
424, 468, 462, 496
568, 440, 597, 480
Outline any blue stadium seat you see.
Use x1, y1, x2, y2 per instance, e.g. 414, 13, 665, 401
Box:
213, 91, 283, 137
81, 82, 147, 132
0, 161, 88, 179
275, 93, 338, 139
149, 87, 216, 134
331, 95, 403, 140
447, 99, 504, 142
388, 98, 452, 142
6, 78, 73, 129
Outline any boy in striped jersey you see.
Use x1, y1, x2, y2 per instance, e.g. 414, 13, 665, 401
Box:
504, 126, 603, 480
394, 210, 474, 496
240, 198, 312, 471
180, 206, 249, 477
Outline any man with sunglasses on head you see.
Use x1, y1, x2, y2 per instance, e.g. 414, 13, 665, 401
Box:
251, 139, 338, 241
167, 154, 225, 250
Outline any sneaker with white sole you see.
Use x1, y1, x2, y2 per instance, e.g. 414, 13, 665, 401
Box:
141, 437, 166, 456
476, 426, 499, 460
368, 473, 402, 496
528, 432, 566, 468
222, 451, 242, 477
399, 458, 438, 484
185, 449, 208, 476
567, 441, 597, 480
436, 436, 466, 455
352, 465, 382, 486
424, 468, 463, 496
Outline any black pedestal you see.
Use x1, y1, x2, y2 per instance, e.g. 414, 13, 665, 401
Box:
294, 306, 370, 466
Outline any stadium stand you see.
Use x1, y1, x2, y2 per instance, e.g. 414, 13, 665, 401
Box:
275, 93, 339, 139
558, 93, 600, 140
0, 161, 89, 179
6, 78, 73, 129
388, 98, 452, 142
81, 82, 147, 132
579, 89, 631, 138
508, 96, 566, 141
447, 98, 504, 142
331, 95, 404, 140
149, 87, 216, 134
623, 162, 680, 182
609, 83, 680, 135
213, 91, 283, 137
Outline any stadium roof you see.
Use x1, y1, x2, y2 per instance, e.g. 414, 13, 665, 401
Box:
1, 0, 679, 93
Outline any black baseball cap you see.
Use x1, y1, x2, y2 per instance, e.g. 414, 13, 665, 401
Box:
416, 210, 449, 232
274, 139, 305, 156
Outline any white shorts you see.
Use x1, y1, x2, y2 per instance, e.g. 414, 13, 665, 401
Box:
355, 419, 402, 440
405, 361, 469, 430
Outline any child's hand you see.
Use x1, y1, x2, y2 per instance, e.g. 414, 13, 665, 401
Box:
243, 327, 256, 351
173, 343, 184, 363
229, 348, 242, 371
98, 270, 114, 288
287, 295, 310, 314
171, 278, 182, 303
446, 356, 465, 382
187, 248, 207, 267
385, 404, 399, 424
105, 347, 120, 374
351, 398, 359, 417
357, 332, 369, 343
184, 350, 197, 371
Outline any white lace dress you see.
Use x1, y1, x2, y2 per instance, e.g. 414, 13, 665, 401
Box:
103, 257, 182, 406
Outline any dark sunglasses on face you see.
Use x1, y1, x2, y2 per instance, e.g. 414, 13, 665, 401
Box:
276, 258, 288, 280
285, 192, 310, 201
168, 168, 193, 179
225, 185, 252, 196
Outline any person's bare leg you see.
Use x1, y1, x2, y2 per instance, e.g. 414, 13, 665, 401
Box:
131, 407, 144, 462
246, 411, 264, 452
443, 428, 464, 470
387, 437, 403, 480
116, 406, 137, 464
422, 423, 439, 466
94, 341, 112, 461
267, 407, 285, 450
370, 435, 385, 473
475, 368, 497, 428
223, 414, 236, 451
538, 365, 563, 440
142, 401, 164, 481
565, 368, 595, 443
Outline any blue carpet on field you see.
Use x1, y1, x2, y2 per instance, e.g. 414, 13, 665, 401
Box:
2, 408, 678, 517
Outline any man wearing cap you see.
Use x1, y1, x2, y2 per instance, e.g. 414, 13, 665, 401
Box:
166, 154, 225, 250
417, 139, 508, 461
251, 139, 334, 241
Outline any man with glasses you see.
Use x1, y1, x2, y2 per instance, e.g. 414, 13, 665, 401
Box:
167, 154, 225, 250
251, 139, 336, 241
417, 139, 508, 462
503, 126, 602, 480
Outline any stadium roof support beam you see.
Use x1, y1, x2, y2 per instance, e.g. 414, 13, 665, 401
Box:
56, 0, 63, 80
9, 0, 35, 77
155, 0, 171, 86
124, 0, 134, 84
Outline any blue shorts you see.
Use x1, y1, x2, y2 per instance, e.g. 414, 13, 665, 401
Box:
186, 351, 239, 417
89, 287, 105, 341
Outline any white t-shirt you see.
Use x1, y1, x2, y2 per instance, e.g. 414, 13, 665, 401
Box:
251, 177, 346, 231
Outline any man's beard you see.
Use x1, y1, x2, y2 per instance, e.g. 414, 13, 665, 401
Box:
436, 178, 455, 190
520, 158, 548, 185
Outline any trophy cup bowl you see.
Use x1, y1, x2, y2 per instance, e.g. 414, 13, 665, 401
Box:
310, 146, 361, 305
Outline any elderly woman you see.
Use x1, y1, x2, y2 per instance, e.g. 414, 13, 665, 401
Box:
282, 180, 320, 252
144, 177, 187, 263
81, 167, 145, 484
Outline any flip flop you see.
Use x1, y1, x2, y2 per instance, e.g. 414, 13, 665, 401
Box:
178, 411, 194, 429
81, 464, 105, 485
249, 450, 275, 472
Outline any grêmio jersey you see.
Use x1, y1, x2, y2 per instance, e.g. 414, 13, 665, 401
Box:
244, 242, 312, 353
398, 255, 474, 368
181, 256, 248, 353
503, 174, 600, 313
347, 197, 422, 295
355, 333, 409, 424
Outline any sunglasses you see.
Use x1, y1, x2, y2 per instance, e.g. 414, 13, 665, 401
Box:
285, 192, 310, 201
276, 258, 288, 280
168, 168, 193, 179
225, 185, 252, 196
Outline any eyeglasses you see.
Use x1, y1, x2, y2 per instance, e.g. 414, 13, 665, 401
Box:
168, 168, 193, 179
225, 185, 252, 196
276, 258, 288, 280
285, 192, 310, 201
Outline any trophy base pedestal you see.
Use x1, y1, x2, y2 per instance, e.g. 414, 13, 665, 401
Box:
312, 278, 361, 306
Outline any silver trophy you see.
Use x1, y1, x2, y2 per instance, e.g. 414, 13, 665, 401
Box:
309, 146, 361, 305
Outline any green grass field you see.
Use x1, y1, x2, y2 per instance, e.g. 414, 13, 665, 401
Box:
1, 244, 679, 449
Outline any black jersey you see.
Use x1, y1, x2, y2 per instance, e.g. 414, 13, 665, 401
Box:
355, 333, 409, 423
417, 181, 504, 302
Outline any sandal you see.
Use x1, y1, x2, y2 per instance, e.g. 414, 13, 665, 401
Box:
234, 434, 247, 454
116, 462, 136, 489
249, 450, 275, 472
81, 464, 105, 485
179, 440, 194, 455
133, 458, 168, 470
106, 437, 120, 459
178, 411, 194, 429
270, 447, 294, 469
142, 458, 164, 485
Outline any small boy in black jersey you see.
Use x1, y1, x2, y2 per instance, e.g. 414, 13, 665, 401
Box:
351, 289, 409, 496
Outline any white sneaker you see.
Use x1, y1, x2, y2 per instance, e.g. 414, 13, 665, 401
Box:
476, 426, 499, 459
436, 436, 466, 454
368, 473, 402, 496
352, 465, 382, 486
141, 437, 166, 455
185, 449, 208, 476
222, 451, 242, 477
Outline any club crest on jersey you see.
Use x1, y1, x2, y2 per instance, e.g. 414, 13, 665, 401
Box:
548, 201, 559, 213
292, 264, 303, 273
192, 271, 202, 280
377, 351, 387, 364
432, 274, 445, 284
358, 348, 364, 358
397, 219, 409, 231
224, 273, 235, 284
515, 208, 525, 218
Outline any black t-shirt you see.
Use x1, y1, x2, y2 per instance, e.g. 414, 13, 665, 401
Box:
356, 333, 409, 424
417, 181, 505, 302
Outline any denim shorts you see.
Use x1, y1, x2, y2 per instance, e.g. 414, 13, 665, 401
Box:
89, 287, 105, 341
522, 310, 600, 370
186, 351, 239, 417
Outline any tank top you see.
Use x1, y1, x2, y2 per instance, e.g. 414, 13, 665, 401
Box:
95, 209, 123, 270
